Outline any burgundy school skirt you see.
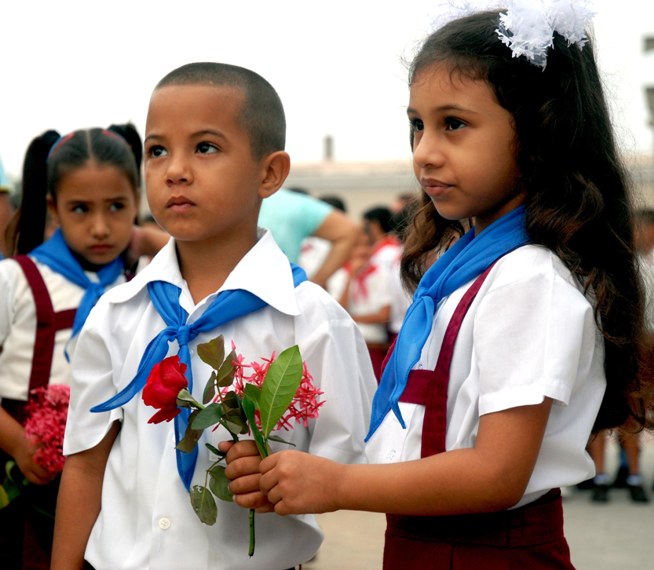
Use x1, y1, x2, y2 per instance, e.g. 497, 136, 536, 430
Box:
383, 489, 574, 569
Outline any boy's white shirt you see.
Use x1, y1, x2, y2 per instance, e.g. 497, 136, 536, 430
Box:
64, 228, 377, 570
366, 245, 606, 508
0, 258, 118, 400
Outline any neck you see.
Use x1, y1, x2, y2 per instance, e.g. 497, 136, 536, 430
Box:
175, 233, 257, 303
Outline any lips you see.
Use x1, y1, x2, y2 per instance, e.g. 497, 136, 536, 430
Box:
421, 177, 452, 198
89, 243, 114, 252
165, 195, 195, 208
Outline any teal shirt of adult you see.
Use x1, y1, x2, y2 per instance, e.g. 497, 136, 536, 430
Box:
258, 188, 333, 262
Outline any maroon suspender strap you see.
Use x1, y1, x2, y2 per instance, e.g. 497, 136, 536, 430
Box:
13, 255, 76, 394
420, 263, 497, 458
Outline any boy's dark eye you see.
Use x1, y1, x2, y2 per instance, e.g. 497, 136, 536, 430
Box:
197, 142, 218, 154
147, 145, 167, 158
409, 118, 424, 132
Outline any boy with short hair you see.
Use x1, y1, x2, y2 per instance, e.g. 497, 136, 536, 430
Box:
52, 62, 377, 570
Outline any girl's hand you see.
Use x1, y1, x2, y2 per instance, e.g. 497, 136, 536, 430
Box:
13, 437, 53, 485
259, 450, 344, 516
221, 440, 274, 512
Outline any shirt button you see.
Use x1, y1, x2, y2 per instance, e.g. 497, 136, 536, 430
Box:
158, 517, 171, 530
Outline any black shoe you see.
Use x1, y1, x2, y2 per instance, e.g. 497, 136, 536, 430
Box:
611, 465, 629, 488
591, 484, 610, 503
627, 484, 650, 503
576, 478, 595, 490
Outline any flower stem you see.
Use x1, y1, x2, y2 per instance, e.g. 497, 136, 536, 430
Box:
248, 508, 255, 557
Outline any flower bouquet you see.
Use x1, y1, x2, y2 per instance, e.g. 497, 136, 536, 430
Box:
0, 384, 69, 512
142, 334, 323, 556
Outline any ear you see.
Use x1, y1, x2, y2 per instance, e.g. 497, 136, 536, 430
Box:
46, 195, 61, 228
258, 151, 291, 199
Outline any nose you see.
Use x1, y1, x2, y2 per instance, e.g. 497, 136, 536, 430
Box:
412, 130, 445, 170
90, 212, 110, 238
165, 152, 193, 185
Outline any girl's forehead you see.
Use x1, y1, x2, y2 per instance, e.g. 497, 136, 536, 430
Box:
56, 163, 135, 197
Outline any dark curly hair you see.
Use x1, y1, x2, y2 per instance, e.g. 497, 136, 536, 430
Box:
400, 10, 652, 433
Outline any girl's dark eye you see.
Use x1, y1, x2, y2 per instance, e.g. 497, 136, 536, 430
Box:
445, 117, 466, 131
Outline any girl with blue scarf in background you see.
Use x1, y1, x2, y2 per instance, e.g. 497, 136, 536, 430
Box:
0, 124, 159, 570
225, 4, 654, 568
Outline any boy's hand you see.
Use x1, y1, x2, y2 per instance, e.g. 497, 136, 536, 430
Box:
259, 450, 343, 516
221, 440, 274, 512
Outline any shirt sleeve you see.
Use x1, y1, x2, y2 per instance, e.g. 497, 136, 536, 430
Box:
292, 284, 378, 464
473, 258, 599, 416
63, 301, 123, 455
0, 260, 17, 347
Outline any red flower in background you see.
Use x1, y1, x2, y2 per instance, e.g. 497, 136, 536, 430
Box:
143, 356, 188, 423
23, 384, 70, 474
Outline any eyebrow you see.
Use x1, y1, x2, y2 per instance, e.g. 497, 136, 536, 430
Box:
144, 129, 228, 144
406, 104, 479, 115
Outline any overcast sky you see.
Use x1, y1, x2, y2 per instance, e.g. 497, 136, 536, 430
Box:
1, 0, 653, 181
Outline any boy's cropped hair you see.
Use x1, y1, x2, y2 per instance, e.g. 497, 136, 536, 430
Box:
156, 62, 286, 160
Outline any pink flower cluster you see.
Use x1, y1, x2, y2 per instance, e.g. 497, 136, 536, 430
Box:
225, 346, 324, 431
23, 384, 70, 474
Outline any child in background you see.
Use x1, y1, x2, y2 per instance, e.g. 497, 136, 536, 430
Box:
329, 228, 392, 380
52, 62, 377, 570
0, 125, 143, 570
226, 4, 654, 568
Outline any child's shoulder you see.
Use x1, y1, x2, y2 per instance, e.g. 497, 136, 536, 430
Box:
295, 279, 356, 324
489, 244, 578, 290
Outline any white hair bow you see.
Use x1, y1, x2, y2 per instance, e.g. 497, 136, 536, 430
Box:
497, 0, 596, 69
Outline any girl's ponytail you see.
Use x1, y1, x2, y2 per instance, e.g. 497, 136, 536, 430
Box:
107, 123, 142, 186
10, 130, 60, 255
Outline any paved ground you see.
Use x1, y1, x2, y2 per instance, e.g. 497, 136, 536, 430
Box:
304, 433, 654, 569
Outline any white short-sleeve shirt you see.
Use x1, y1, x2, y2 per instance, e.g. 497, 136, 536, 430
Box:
0, 257, 123, 400
366, 245, 606, 508
64, 229, 377, 570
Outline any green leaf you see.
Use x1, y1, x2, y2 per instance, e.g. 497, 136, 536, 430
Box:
243, 383, 261, 406
190, 485, 217, 525
208, 465, 233, 501
202, 370, 218, 405
177, 388, 198, 408
259, 345, 303, 439
197, 335, 225, 370
241, 395, 268, 458
204, 442, 224, 457
221, 391, 241, 412
266, 434, 297, 447
191, 403, 223, 430
216, 350, 237, 387
222, 410, 249, 435
177, 410, 204, 453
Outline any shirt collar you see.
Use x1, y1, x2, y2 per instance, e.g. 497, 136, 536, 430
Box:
106, 229, 301, 316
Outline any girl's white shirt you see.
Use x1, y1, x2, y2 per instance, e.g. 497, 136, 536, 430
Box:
0, 257, 122, 400
365, 245, 605, 508
64, 230, 377, 570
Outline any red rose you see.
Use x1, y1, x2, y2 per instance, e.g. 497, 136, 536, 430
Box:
142, 356, 188, 424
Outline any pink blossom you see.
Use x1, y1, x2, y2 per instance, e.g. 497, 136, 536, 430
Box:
220, 352, 324, 432
23, 384, 70, 474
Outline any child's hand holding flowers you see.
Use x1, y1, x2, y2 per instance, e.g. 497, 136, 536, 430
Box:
141, 334, 324, 556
